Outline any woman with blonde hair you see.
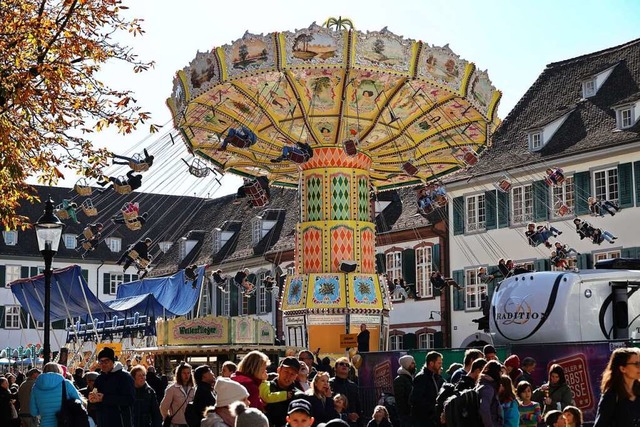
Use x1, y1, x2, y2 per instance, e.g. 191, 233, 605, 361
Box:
160, 362, 194, 427
302, 371, 338, 426
593, 347, 640, 426
30, 362, 82, 427
231, 351, 270, 411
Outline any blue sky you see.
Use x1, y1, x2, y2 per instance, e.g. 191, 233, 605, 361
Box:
87, 0, 640, 196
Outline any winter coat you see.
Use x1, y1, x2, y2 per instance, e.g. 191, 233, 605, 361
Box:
365, 419, 393, 427
532, 382, 573, 414
30, 372, 81, 427
230, 372, 263, 411
133, 383, 162, 427
501, 399, 519, 427
329, 376, 362, 427
392, 368, 413, 418
0, 386, 17, 426
93, 364, 136, 427
476, 375, 503, 427
17, 377, 36, 415
409, 368, 443, 425
299, 392, 339, 427
593, 388, 640, 427
160, 382, 194, 425
190, 381, 216, 424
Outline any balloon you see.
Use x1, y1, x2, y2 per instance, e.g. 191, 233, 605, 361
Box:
351, 354, 362, 369
348, 347, 357, 358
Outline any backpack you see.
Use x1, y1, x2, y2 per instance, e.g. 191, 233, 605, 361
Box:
443, 388, 482, 427
184, 401, 202, 427
435, 382, 456, 424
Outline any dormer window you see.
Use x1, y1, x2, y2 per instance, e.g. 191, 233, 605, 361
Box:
178, 237, 197, 260
251, 216, 277, 245
528, 131, 542, 151
619, 106, 634, 128
212, 221, 242, 254
2, 230, 18, 246
158, 241, 173, 253
582, 78, 596, 98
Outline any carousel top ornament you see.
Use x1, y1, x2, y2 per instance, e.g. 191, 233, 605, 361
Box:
167, 19, 502, 190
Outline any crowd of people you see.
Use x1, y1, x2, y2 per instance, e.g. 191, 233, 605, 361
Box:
1, 346, 639, 427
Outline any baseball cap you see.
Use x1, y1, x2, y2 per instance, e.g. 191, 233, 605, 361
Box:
318, 420, 350, 427
279, 356, 301, 371
288, 399, 312, 416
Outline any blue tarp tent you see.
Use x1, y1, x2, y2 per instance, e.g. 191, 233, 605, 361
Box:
9, 265, 205, 321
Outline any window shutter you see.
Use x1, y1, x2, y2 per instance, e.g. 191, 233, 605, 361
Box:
21, 267, 30, 278
30, 267, 39, 276
433, 331, 444, 349
375, 253, 386, 274
402, 249, 416, 286
577, 254, 592, 270
453, 196, 465, 235
247, 274, 257, 314
266, 288, 273, 313
0, 306, 5, 328
230, 281, 239, 317
432, 244, 441, 272
618, 163, 633, 208
20, 308, 29, 329
452, 270, 465, 311
81, 269, 89, 282
621, 248, 639, 259
634, 161, 640, 207
533, 180, 549, 222
485, 190, 497, 230
535, 258, 550, 272
574, 171, 591, 215
402, 333, 416, 350
52, 320, 66, 330
487, 265, 499, 298
216, 286, 223, 316
103, 273, 111, 295
0, 265, 5, 287
497, 191, 510, 228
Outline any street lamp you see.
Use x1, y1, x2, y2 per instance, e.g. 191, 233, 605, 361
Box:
34, 196, 64, 364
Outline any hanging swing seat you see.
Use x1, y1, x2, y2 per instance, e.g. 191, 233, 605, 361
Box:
244, 180, 269, 207
81, 241, 94, 251
545, 168, 565, 186
182, 158, 212, 178
402, 162, 419, 176
82, 228, 95, 240
74, 179, 93, 196
128, 153, 150, 172
494, 177, 512, 193
114, 178, 133, 195
343, 139, 358, 157
461, 150, 479, 166
224, 127, 257, 149
557, 204, 570, 216
55, 204, 70, 220
288, 150, 307, 164
122, 210, 139, 222
81, 199, 98, 217
128, 250, 150, 268
125, 219, 142, 231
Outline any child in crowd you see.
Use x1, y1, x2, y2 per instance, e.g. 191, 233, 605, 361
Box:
499, 376, 519, 427
544, 410, 566, 427
233, 401, 269, 427
562, 405, 582, 427
517, 381, 543, 427
333, 394, 349, 422
366, 405, 393, 427
286, 399, 315, 427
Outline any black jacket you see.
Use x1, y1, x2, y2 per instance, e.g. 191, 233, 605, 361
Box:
133, 384, 162, 427
392, 371, 413, 417
593, 388, 640, 427
0, 387, 16, 426
93, 367, 136, 427
190, 382, 215, 424
329, 376, 361, 427
409, 368, 443, 425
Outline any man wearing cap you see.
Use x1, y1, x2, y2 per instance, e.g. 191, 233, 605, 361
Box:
393, 355, 415, 427
265, 357, 300, 427
17, 368, 39, 427
329, 358, 361, 427
80, 371, 99, 424
89, 347, 136, 427
187, 365, 216, 427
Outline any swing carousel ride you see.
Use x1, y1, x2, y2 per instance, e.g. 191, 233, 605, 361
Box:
167, 20, 501, 352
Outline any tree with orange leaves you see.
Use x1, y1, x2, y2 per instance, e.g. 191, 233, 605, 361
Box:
0, 0, 157, 230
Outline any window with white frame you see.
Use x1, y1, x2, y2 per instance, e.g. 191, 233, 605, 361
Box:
551, 257, 577, 272
4, 305, 20, 329
415, 246, 433, 298
465, 194, 486, 232
386, 251, 402, 281
5, 265, 20, 287
105, 237, 121, 252
418, 332, 435, 349
288, 326, 304, 347
258, 272, 268, 314
199, 281, 211, 316
582, 79, 596, 98
108, 273, 137, 295
465, 269, 487, 310
594, 168, 619, 204
552, 176, 574, 217
286, 265, 296, 276
2, 231, 17, 246
528, 132, 542, 151
63, 234, 76, 249
512, 184, 534, 225
220, 282, 230, 316
617, 107, 634, 129
594, 250, 621, 263
390, 334, 404, 351
241, 292, 249, 315
179, 239, 188, 260
251, 217, 277, 246
158, 241, 173, 253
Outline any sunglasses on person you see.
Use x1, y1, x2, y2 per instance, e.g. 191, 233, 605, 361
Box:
336, 362, 350, 367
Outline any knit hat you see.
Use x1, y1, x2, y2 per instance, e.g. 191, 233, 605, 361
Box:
399, 355, 415, 370
318, 420, 350, 427
214, 377, 249, 407
194, 365, 212, 382
97, 347, 115, 362
84, 372, 99, 381
233, 401, 269, 427
504, 355, 520, 369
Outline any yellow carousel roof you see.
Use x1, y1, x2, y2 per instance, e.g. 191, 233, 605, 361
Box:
167, 21, 501, 190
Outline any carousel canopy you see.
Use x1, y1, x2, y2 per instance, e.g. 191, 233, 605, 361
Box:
168, 21, 501, 190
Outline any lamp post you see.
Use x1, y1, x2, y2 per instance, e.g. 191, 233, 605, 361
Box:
34, 197, 64, 364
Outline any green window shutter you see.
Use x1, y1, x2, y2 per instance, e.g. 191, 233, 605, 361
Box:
533, 180, 549, 222
216, 286, 223, 316
0, 306, 5, 328
432, 244, 441, 272
230, 282, 239, 317
487, 265, 498, 298
81, 269, 89, 282
621, 248, 639, 259
577, 254, 592, 270
402, 333, 416, 350
535, 258, 550, 272
497, 191, 510, 228
453, 196, 465, 235
52, 319, 66, 330
30, 267, 39, 276
618, 163, 633, 208
485, 190, 497, 230
433, 331, 444, 349
20, 308, 29, 329
574, 171, 591, 215
103, 273, 111, 295
402, 249, 416, 285
452, 270, 465, 311
21, 267, 30, 278
375, 253, 386, 274
247, 274, 257, 314
634, 161, 640, 207
0, 265, 5, 287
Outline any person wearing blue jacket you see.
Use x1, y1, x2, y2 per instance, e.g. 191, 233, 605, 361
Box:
30, 362, 82, 427
89, 347, 136, 427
